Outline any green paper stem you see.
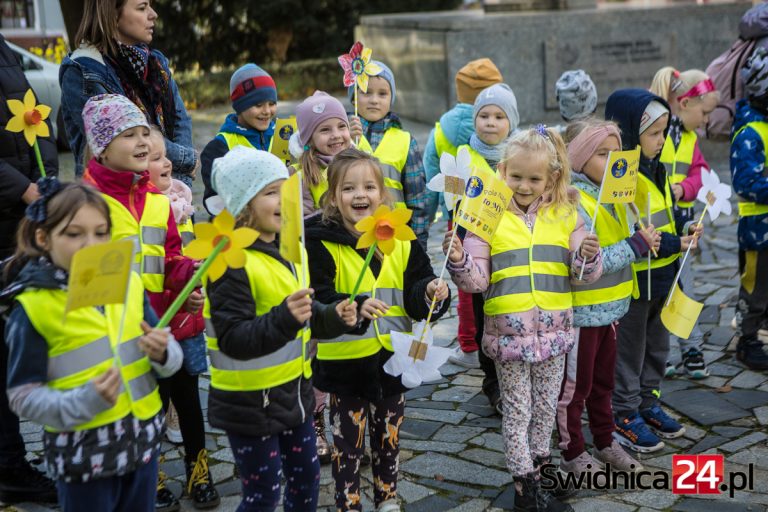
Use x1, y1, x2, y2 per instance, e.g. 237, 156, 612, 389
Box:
348, 243, 377, 302
33, 139, 46, 178
157, 237, 228, 328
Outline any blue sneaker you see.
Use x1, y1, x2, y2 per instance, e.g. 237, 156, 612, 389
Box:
641, 403, 686, 439
614, 413, 664, 453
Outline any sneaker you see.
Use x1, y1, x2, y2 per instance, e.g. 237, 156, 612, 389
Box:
613, 413, 664, 453
737, 337, 768, 370
681, 348, 710, 379
165, 404, 182, 444
664, 361, 676, 378
0, 460, 58, 504
513, 472, 574, 512
185, 449, 220, 509
448, 347, 481, 368
314, 411, 331, 464
559, 451, 603, 476
593, 441, 643, 472
640, 403, 685, 439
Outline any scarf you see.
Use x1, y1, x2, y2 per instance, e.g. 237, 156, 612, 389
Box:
469, 133, 507, 163
668, 115, 684, 151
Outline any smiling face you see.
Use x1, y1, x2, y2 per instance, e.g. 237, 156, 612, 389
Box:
36, 204, 111, 272
333, 161, 384, 233
639, 114, 669, 159
245, 179, 285, 243
678, 93, 718, 132
238, 102, 277, 132
147, 131, 172, 191
357, 76, 392, 123
310, 118, 351, 157
100, 126, 151, 173
117, 0, 157, 46
582, 135, 622, 185
499, 152, 553, 211
475, 105, 510, 146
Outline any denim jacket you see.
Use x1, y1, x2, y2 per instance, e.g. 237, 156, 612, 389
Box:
59, 44, 196, 179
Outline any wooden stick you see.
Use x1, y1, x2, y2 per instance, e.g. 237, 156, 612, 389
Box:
664, 204, 709, 308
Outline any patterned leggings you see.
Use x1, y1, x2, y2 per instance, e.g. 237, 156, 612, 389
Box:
329, 393, 404, 510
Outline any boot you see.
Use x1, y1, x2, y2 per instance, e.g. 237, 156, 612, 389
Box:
512, 472, 574, 512
185, 449, 220, 509
156, 459, 180, 512
533, 455, 576, 499
736, 337, 768, 370
314, 411, 332, 464
0, 460, 57, 504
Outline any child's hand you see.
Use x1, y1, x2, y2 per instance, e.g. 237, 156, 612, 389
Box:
349, 116, 363, 141
579, 234, 600, 260
183, 290, 204, 314
426, 279, 449, 302
680, 235, 698, 251
361, 298, 389, 320
139, 321, 169, 363
287, 288, 313, 324
336, 300, 358, 327
639, 224, 662, 252
443, 231, 464, 263
688, 223, 704, 238
93, 367, 121, 405
671, 183, 684, 201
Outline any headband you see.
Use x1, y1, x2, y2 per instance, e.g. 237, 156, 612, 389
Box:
567, 125, 622, 173
677, 79, 717, 101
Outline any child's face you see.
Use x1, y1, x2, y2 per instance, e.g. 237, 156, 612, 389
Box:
147, 133, 172, 192
333, 162, 383, 230
582, 135, 621, 185
357, 76, 392, 123
499, 152, 553, 211
475, 105, 510, 146
238, 102, 278, 132
247, 179, 285, 242
639, 114, 668, 159
36, 204, 110, 271
100, 126, 151, 173
310, 118, 351, 157
678, 94, 718, 132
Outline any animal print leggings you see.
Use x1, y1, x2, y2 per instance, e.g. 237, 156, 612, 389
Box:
329, 393, 404, 510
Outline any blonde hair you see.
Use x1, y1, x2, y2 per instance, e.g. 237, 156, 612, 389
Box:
499, 126, 576, 216
650, 67, 721, 103
300, 146, 325, 189
322, 148, 392, 225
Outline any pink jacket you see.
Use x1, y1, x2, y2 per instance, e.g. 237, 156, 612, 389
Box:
677, 138, 709, 203
448, 195, 602, 363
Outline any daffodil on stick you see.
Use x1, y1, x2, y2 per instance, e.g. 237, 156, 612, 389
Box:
5, 89, 51, 177
156, 210, 259, 328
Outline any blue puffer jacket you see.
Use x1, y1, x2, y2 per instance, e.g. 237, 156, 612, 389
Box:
730, 99, 768, 250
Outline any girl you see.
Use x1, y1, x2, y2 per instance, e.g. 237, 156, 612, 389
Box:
305, 148, 450, 512
650, 67, 720, 379
445, 127, 601, 512
556, 119, 657, 477
146, 128, 220, 509
1, 182, 182, 511
205, 146, 357, 512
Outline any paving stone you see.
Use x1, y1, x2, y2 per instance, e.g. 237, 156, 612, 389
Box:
661, 389, 751, 425
402, 453, 511, 486
458, 448, 507, 469
707, 361, 743, 376
682, 424, 707, 441
754, 405, 768, 426
620, 489, 680, 509
712, 426, 751, 438
160, 458, 187, 478
431, 386, 479, 403
718, 432, 768, 453
690, 435, 728, 453
731, 417, 758, 428
433, 425, 487, 443
405, 407, 467, 425
698, 305, 720, 324
400, 439, 466, 453
697, 375, 729, 388
397, 479, 436, 503
407, 399, 456, 410
451, 374, 484, 387
210, 461, 235, 482
728, 370, 768, 389
400, 419, 443, 440
727, 445, 768, 471
415, 478, 483, 497
209, 447, 235, 464
439, 363, 466, 376
721, 389, 768, 410
405, 494, 461, 512
672, 498, 759, 512
405, 384, 437, 400
661, 378, 697, 394
458, 401, 497, 417
446, 498, 492, 512
468, 432, 505, 452
463, 416, 502, 429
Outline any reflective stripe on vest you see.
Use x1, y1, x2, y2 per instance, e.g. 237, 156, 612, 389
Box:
218, 131, 273, 153
102, 193, 170, 292
16, 274, 161, 432
434, 122, 458, 158
293, 163, 328, 210
204, 249, 312, 392
660, 131, 697, 208
178, 218, 195, 252
485, 207, 576, 315
318, 240, 412, 360
457, 145, 495, 175
633, 173, 679, 272
733, 122, 768, 218
357, 129, 410, 208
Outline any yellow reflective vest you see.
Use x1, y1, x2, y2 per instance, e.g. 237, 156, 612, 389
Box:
660, 130, 697, 208
204, 249, 312, 392
16, 274, 162, 432
733, 121, 768, 217
178, 218, 194, 252
485, 206, 577, 315
633, 173, 680, 272
317, 239, 412, 360
357, 128, 410, 208
456, 144, 495, 175
292, 163, 328, 211
218, 131, 273, 152
434, 122, 458, 158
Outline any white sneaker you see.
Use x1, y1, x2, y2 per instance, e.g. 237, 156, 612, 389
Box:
448, 347, 480, 368
165, 404, 183, 444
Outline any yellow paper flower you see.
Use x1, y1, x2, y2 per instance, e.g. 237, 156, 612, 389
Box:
355, 205, 416, 255
185, 210, 259, 281
5, 89, 51, 146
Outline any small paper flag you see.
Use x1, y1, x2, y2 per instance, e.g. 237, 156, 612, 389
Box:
455, 167, 513, 242
599, 146, 640, 204
661, 283, 704, 339
270, 117, 297, 165
66, 239, 134, 313
280, 172, 304, 264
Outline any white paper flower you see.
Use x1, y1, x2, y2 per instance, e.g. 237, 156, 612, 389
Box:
383, 320, 453, 388
696, 168, 732, 221
427, 147, 472, 211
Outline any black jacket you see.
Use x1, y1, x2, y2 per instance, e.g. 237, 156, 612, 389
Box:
0, 35, 58, 258
305, 217, 450, 402
206, 239, 351, 436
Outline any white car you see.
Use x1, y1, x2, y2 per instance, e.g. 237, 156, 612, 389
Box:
6, 40, 66, 148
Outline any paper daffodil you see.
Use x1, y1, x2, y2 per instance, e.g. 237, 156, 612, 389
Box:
338, 41, 382, 93
696, 168, 732, 221
185, 210, 259, 281
427, 146, 472, 211
355, 205, 416, 255
383, 321, 453, 388
5, 89, 51, 146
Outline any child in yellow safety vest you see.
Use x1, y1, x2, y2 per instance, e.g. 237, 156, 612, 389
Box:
1, 182, 182, 511
205, 146, 357, 511
445, 127, 601, 511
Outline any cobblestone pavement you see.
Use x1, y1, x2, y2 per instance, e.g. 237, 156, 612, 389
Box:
4, 108, 767, 511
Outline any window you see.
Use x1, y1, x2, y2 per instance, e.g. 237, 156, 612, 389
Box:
1, 0, 35, 29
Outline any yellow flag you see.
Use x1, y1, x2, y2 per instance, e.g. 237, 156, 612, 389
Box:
599, 146, 640, 204
271, 117, 297, 165
455, 167, 513, 242
280, 172, 304, 264
661, 283, 704, 339
65, 239, 134, 313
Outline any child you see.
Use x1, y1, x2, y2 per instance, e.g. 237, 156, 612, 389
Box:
1, 182, 182, 511
205, 146, 358, 511
201, 64, 278, 213
650, 67, 720, 379
348, 61, 429, 249
146, 128, 220, 508
606, 89, 700, 453
305, 148, 450, 512
730, 48, 768, 370
445, 126, 600, 512
557, 119, 657, 477
554, 70, 598, 134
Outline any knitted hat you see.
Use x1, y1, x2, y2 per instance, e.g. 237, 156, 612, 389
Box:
211, 146, 288, 216
555, 70, 598, 121
347, 60, 396, 108
455, 58, 503, 104
743, 47, 768, 110
640, 101, 669, 134
229, 64, 277, 114
295, 91, 348, 147
473, 84, 520, 133
82, 94, 149, 157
